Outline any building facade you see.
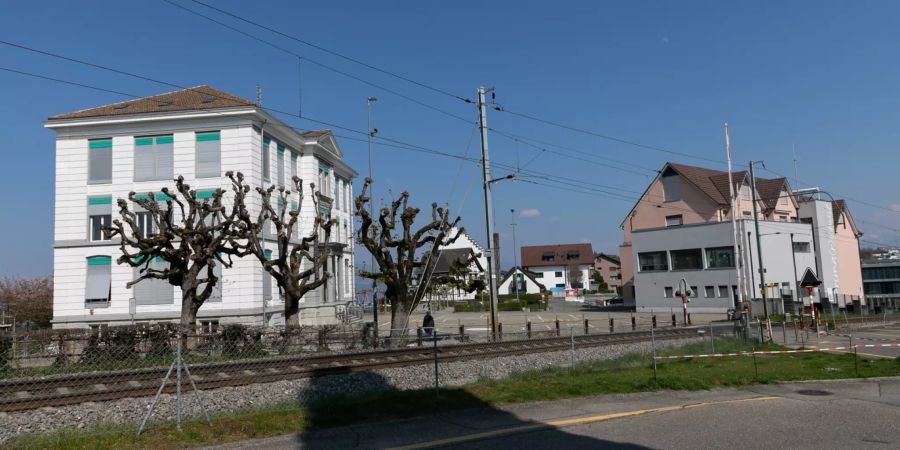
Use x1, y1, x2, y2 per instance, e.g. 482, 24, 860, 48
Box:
46, 86, 357, 329
521, 243, 594, 293
862, 261, 900, 312
593, 253, 622, 293
497, 267, 545, 295
619, 162, 864, 315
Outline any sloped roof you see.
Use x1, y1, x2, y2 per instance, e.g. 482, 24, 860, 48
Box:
832, 199, 861, 235
433, 248, 481, 274
498, 266, 546, 291
595, 253, 620, 265
48, 85, 255, 121
755, 177, 789, 210
298, 129, 333, 139
521, 243, 594, 268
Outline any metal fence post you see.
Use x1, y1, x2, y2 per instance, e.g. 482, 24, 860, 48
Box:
433, 331, 439, 396
584, 318, 589, 335
710, 322, 715, 354
631, 315, 636, 331
176, 332, 182, 431
652, 315, 657, 329
782, 321, 787, 344
527, 321, 532, 339
688, 313, 692, 325
555, 318, 560, 337
650, 324, 658, 382
671, 313, 676, 327
498, 322, 503, 341
609, 317, 614, 333
569, 326, 575, 369
458, 324, 465, 341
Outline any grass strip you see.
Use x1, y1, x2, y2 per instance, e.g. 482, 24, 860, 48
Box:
7, 337, 899, 450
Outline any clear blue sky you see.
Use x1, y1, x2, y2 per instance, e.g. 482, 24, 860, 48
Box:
2, 0, 900, 278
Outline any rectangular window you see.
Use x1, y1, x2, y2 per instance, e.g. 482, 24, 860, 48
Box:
665, 215, 683, 227
88, 138, 113, 184
135, 211, 153, 238
670, 249, 703, 270
718, 285, 729, 298
87, 196, 112, 242
690, 286, 699, 298
555, 271, 563, 277
705, 286, 716, 298
262, 137, 271, 181
133, 257, 173, 305
705, 247, 735, 268
85, 256, 112, 306
778, 215, 788, 222
740, 184, 751, 201
664, 286, 674, 298
542, 252, 555, 262
779, 191, 789, 205
742, 211, 752, 217
318, 163, 331, 198
134, 135, 174, 182
566, 251, 580, 260
638, 251, 668, 272
290, 152, 298, 182
534, 273, 543, 278
335, 179, 342, 211
555, 283, 565, 288
662, 174, 681, 202
792, 242, 811, 253
200, 320, 219, 334
276, 145, 285, 186
195, 131, 221, 178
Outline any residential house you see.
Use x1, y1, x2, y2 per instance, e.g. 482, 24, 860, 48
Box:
619, 162, 863, 314
425, 227, 487, 301
423, 247, 484, 303
594, 253, 622, 293
46, 86, 358, 329
497, 267, 545, 295
521, 243, 594, 293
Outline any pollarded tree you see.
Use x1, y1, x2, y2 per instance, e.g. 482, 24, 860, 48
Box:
227, 171, 333, 328
104, 176, 243, 330
354, 177, 466, 341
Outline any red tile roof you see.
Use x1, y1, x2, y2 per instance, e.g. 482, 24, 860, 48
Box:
521, 243, 594, 268
48, 85, 255, 120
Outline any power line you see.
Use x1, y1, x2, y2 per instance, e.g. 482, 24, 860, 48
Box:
494, 106, 727, 165
178, 0, 471, 103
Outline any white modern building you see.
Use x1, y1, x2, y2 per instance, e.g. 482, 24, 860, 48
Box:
46, 86, 357, 329
424, 227, 487, 302
631, 220, 817, 314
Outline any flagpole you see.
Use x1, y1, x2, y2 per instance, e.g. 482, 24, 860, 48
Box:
725, 122, 745, 318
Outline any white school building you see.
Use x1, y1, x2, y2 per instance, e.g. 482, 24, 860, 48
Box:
46, 86, 358, 329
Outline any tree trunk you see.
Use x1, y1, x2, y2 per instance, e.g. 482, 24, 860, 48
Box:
284, 290, 301, 329
180, 283, 200, 332
388, 291, 413, 347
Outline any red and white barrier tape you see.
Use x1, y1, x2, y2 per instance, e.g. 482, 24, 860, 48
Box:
855, 343, 900, 349
655, 346, 854, 360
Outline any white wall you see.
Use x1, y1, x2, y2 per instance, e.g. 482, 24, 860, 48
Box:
631, 220, 816, 313
51, 115, 357, 328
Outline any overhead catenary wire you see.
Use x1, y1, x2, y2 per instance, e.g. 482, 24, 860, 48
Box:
178, 0, 472, 103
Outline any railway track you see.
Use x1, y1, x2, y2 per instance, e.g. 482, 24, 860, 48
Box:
0, 327, 700, 412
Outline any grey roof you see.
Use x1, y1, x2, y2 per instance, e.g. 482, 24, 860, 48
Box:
48, 85, 255, 121
432, 248, 480, 274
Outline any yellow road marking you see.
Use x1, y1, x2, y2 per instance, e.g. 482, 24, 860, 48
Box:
387, 396, 779, 450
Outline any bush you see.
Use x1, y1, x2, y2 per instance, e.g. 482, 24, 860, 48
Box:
222, 324, 265, 357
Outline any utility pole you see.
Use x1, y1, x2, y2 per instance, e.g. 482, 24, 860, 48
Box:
790, 233, 799, 311
511, 208, 519, 303
477, 86, 500, 340
749, 161, 769, 319
367, 96, 378, 344
724, 123, 744, 316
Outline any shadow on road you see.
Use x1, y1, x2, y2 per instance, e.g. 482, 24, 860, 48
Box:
292, 369, 649, 449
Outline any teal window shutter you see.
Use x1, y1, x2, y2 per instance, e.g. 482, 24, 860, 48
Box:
195, 131, 221, 178
196, 190, 217, 199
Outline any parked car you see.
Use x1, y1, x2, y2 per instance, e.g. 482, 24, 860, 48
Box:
607, 296, 624, 305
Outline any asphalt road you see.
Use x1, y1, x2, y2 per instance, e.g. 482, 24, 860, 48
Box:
770, 322, 900, 359
205, 378, 900, 449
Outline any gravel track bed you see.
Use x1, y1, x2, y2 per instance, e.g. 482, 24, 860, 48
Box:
0, 337, 698, 442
